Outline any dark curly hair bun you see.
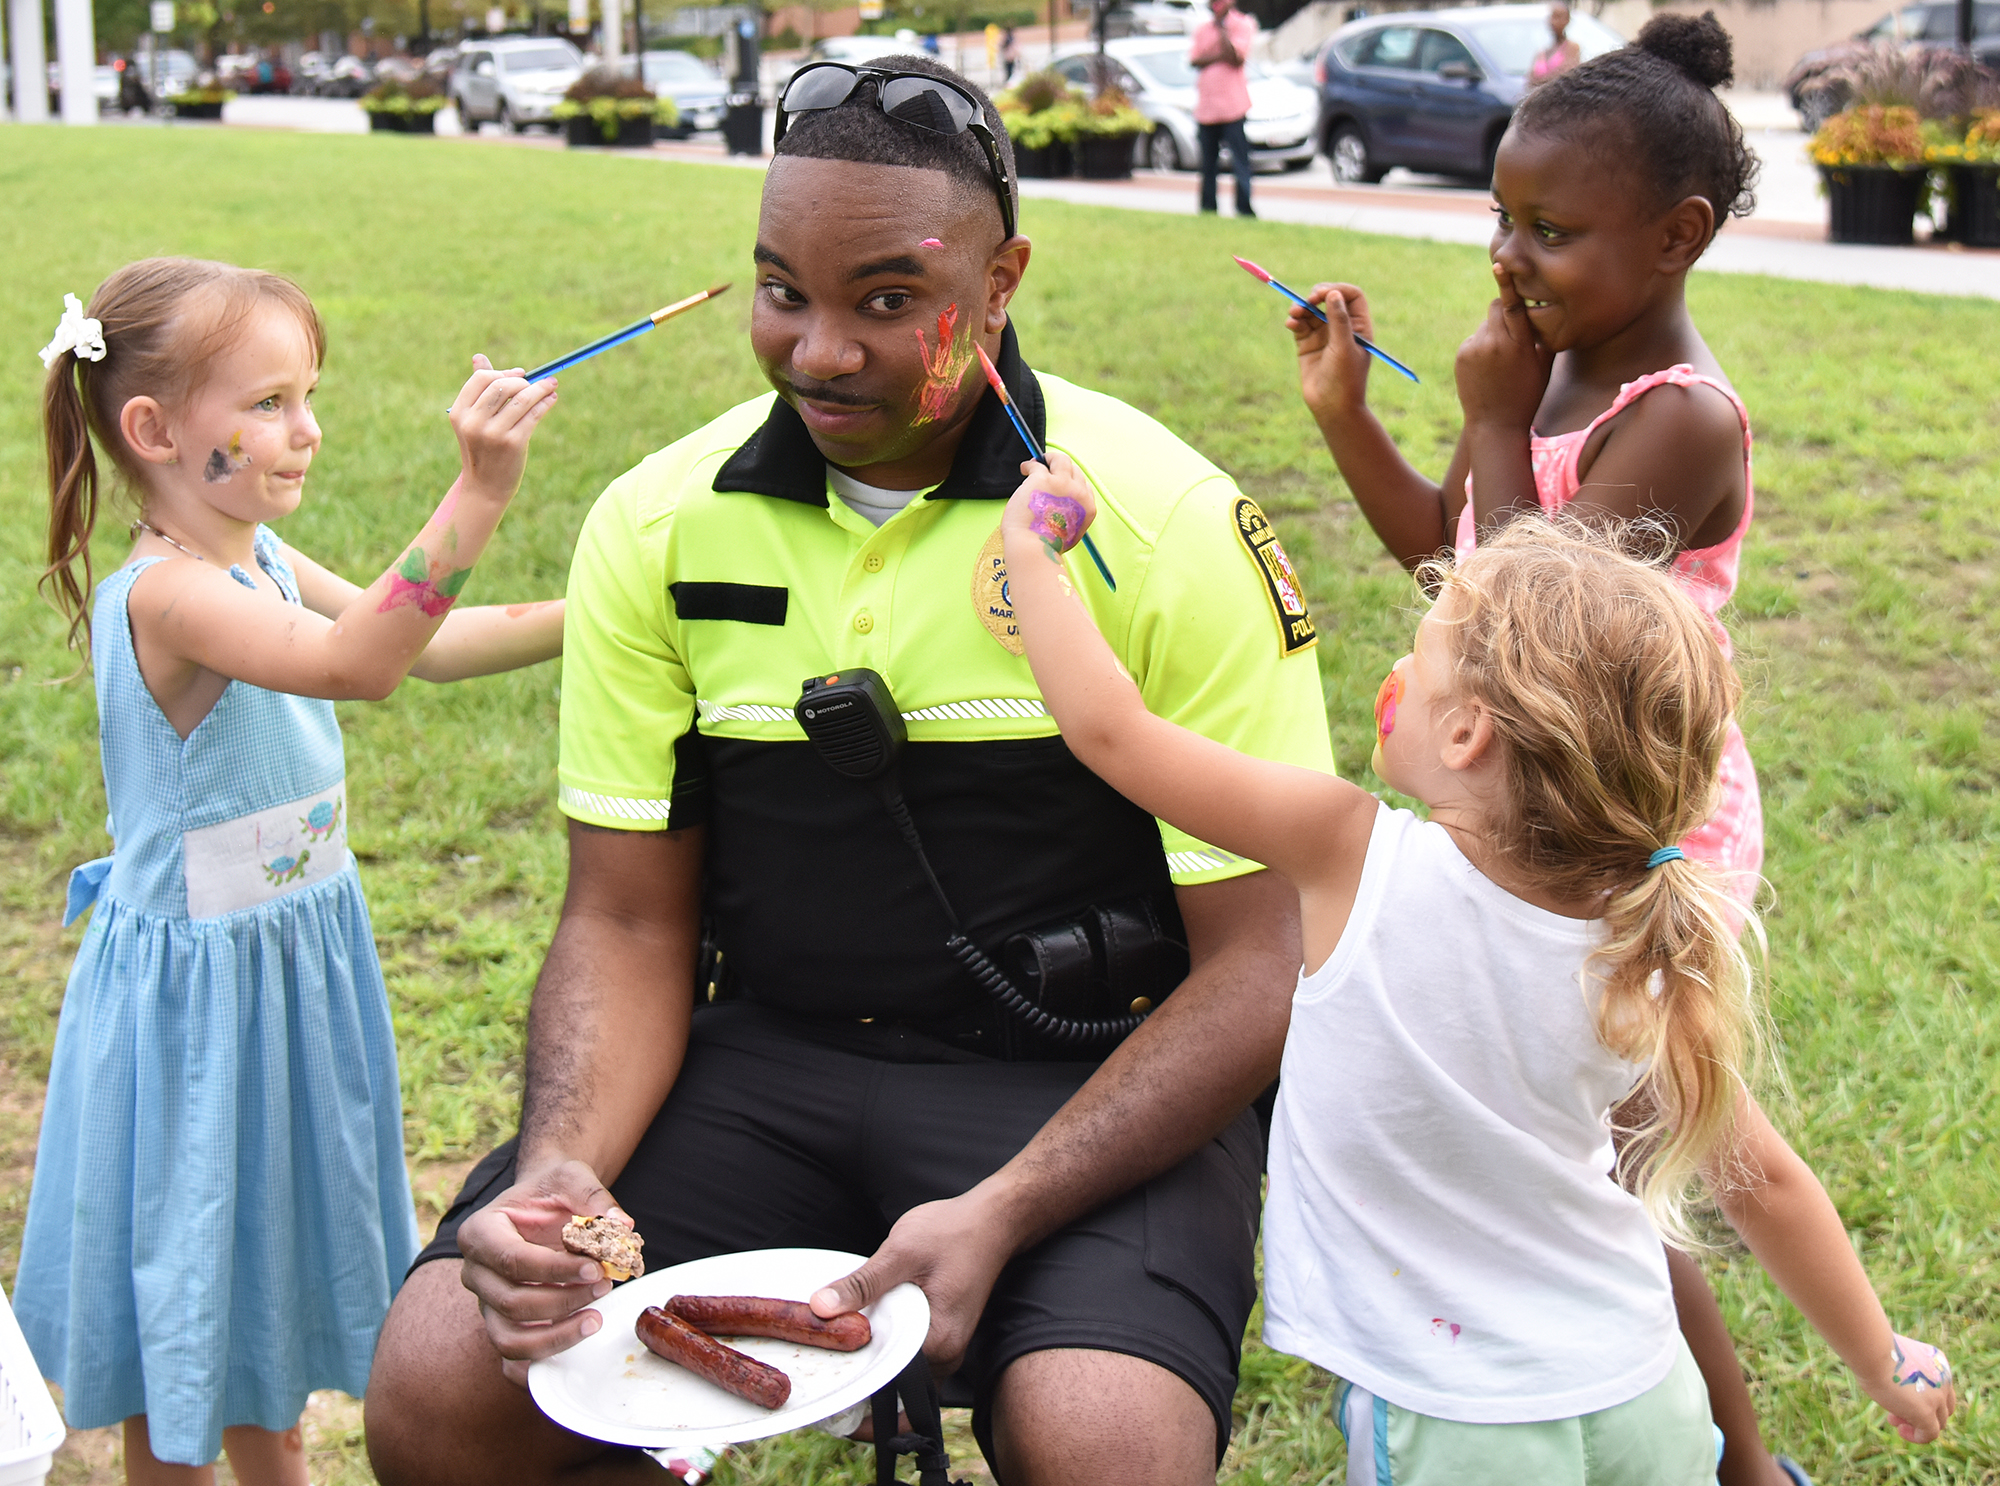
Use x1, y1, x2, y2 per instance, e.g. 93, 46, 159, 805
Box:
1637, 12, 1734, 90
1512, 9, 1759, 237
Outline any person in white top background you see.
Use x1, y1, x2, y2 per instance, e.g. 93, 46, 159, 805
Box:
997, 478, 1958, 1485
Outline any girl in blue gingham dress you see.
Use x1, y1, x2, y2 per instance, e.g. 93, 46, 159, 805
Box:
18, 259, 564, 1477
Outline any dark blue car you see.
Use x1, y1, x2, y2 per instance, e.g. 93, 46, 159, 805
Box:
1313, 3, 1624, 185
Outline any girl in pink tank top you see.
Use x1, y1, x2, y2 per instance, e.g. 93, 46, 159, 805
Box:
1452, 367, 1762, 891
1279, 20, 1817, 1484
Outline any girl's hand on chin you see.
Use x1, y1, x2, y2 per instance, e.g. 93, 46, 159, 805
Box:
1454, 264, 1553, 433
1004, 452, 1097, 559
450, 353, 561, 502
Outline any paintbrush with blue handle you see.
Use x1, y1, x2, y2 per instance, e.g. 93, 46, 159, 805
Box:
975, 343, 1117, 592
1233, 256, 1420, 383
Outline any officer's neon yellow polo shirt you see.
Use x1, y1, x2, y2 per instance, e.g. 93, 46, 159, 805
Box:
558, 325, 1335, 1021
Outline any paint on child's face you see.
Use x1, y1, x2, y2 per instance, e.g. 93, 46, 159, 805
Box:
1374, 668, 1405, 741
920, 238, 945, 249
379, 545, 472, 618
1027, 490, 1087, 561
202, 430, 253, 484
910, 303, 978, 427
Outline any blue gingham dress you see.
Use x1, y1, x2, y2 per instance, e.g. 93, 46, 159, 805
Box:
15, 530, 419, 1465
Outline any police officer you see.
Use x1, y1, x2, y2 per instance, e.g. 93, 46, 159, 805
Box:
367, 56, 1334, 1486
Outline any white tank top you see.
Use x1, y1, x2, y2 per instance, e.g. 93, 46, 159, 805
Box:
1260, 803, 1681, 1424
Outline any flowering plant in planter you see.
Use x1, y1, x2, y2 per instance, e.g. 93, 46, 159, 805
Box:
361, 75, 446, 130
1069, 85, 1148, 139
1924, 109, 2000, 165
552, 67, 679, 142
167, 75, 234, 117
1810, 104, 1925, 167
996, 71, 1082, 148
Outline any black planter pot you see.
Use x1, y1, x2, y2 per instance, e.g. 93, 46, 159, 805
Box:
404, 109, 438, 134
1014, 141, 1074, 179
1821, 164, 1926, 245
368, 109, 397, 131
1940, 163, 2000, 248
1076, 133, 1139, 180
566, 114, 652, 147
170, 99, 225, 119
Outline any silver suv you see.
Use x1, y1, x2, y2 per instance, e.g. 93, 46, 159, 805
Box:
451, 37, 583, 131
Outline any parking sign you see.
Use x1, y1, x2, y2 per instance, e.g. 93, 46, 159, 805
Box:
151, 1, 174, 31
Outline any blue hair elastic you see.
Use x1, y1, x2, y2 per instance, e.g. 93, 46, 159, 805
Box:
1647, 846, 1686, 870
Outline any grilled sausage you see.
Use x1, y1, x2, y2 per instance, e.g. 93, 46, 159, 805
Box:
636, 1305, 792, 1410
664, 1295, 873, 1353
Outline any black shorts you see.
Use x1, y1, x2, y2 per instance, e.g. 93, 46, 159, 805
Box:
415, 1002, 1265, 1460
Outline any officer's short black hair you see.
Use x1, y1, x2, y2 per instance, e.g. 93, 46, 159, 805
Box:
774, 54, 1019, 234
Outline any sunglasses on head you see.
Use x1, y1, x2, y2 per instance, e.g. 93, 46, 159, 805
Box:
775, 63, 1018, 243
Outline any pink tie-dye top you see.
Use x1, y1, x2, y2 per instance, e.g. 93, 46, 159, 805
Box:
1454, 365, 1763, 890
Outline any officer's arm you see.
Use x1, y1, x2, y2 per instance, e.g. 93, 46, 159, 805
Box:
455, 819, 704, 1374
811, 867, 1297, 1369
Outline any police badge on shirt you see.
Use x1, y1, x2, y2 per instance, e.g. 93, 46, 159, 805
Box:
1233, 498, 1317, 656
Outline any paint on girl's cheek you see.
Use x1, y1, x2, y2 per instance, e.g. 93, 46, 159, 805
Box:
1374, 669, 1404, 741
920, 238, 944, 249
910, 303, 978, 427
202, 430, 253, 484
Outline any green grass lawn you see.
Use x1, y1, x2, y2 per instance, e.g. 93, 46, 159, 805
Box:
0, 127, 1993, 1484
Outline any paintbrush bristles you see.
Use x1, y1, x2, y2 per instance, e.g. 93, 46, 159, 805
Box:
649, 283, 732, 324
974, 343, 1013, 403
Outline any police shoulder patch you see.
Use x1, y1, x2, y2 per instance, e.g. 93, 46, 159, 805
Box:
1233, 497, 1317, 656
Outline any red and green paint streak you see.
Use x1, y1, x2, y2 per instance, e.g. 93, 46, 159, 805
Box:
911, 303, 978, 427
1374, 669, 1404, 741
381, 545, 472, 617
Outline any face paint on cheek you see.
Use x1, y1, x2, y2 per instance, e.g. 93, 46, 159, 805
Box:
910, 303, 978, 426
202, 431, 254, 484
1374, 669, 1404, 742
920, 238, 944, 249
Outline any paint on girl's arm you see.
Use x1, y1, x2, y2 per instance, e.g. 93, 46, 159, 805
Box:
1026, 490, 1088, 562
380, 546, 473, 617
1374, 669, 1404, 741
202, 430, 253, 484
1891, 1336, 1952, 1390
505, 600, 560, 619
911, 303, 978, 426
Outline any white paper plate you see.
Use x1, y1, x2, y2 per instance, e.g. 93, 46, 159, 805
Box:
528, 1247, 928, 1450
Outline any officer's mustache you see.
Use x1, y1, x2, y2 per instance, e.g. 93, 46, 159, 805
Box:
781, 375, 881, 408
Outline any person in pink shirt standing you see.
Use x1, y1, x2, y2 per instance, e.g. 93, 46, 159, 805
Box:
1189, 0, 1259, 216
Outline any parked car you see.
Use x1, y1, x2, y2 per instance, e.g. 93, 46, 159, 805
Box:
1100, 0, 1196, 39
1313, 3, 1623, 184
639, 49, 729, 133
451, 36, 584, 131
1785, 3, 2000, 128
317, 55, 374, 96
1049, 37, 1319, 172
775, 34, 921, 94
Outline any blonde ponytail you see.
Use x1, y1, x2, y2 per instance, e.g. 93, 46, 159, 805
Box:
41, 352, 103, 652
1421, 517, 1768, 1246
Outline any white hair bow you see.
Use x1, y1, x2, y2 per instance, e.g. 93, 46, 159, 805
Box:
39, 294, 108, 369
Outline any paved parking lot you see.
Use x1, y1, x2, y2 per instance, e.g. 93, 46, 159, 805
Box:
132, 91, 2000, 300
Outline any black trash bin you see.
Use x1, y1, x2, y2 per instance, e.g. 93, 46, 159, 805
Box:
723, 96, 764, 156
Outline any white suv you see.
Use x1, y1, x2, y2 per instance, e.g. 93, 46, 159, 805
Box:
452, 37, 583, 131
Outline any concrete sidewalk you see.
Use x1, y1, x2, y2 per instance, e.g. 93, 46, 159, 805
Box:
1009, 170, 2000, 301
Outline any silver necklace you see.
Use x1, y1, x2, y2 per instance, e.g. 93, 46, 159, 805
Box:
131, 517, 207, 563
